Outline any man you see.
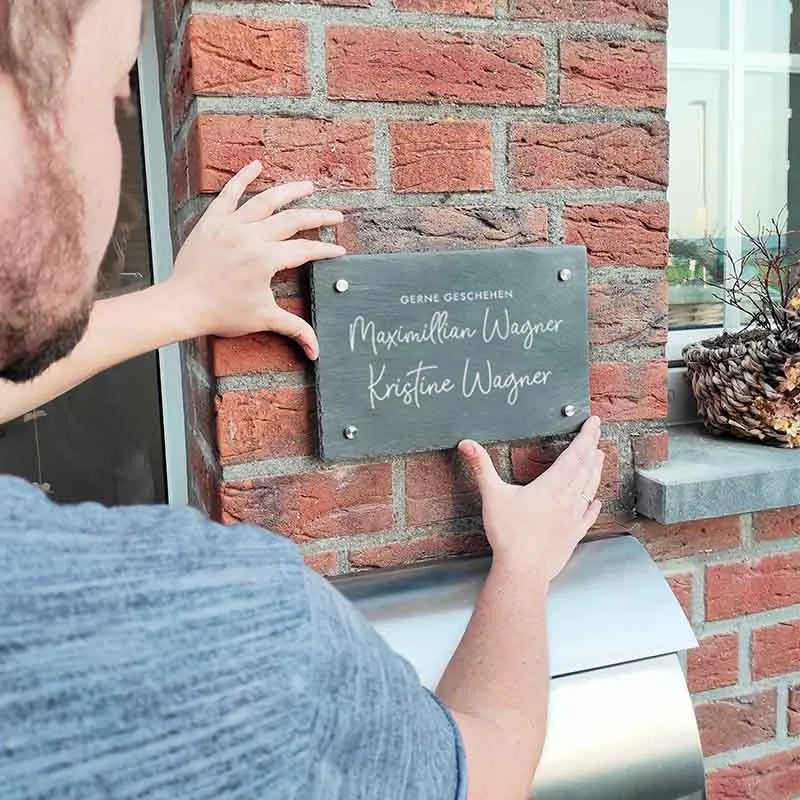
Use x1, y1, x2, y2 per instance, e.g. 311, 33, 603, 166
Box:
0, 1, 605, 798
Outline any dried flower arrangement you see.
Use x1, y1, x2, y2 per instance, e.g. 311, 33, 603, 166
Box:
683, 213, 800, 446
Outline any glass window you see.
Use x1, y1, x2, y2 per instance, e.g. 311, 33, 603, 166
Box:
667, 70, 728, 328
667, 0, 729, 50
745, 0, 797, 53
668, 0, 800, 342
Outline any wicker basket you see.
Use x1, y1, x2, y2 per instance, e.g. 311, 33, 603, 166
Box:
683, 319, 800, 447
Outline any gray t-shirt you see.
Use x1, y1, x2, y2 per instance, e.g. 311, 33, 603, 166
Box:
0, 477, 467, 799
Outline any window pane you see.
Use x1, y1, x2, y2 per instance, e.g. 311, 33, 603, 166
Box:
738, 71, 800, 320
667, 70, 729, 329
742, 72, 793, 230
668, 0, 729, 50
745, 0, 798, 54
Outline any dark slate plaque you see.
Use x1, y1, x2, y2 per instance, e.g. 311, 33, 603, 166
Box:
311, 246, 590, 462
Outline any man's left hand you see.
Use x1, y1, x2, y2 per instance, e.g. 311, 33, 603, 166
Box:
165, 160, 345, 360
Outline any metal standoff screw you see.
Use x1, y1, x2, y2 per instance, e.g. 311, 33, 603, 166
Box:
558, 268, 572, 282
334, 279, 350, 293
562, 404, 577, 418
343, 425, 359, 440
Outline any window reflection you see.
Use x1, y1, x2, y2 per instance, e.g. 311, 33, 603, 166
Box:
667, 0, 729, 50
745, 0, 798, 53
668, 0, 800, 331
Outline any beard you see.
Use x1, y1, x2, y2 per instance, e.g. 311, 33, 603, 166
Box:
0, 131, 94, 383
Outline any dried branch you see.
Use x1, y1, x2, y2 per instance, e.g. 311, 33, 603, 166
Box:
701, 212, 800, 333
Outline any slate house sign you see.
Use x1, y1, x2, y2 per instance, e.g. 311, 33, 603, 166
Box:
311, 246, 590, 462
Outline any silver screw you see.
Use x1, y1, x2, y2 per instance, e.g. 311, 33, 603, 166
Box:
334, 279, 350, 293
558, 269, 572, 282
343, 425, 359, 440
562, 404, 577, 418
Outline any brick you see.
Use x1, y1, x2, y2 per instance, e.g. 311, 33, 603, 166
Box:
789, 686, 800, 736
390, 121, 493, 193
303, 551, 340, 575
188, 435, 221, 521
631, 431, 669, 469
630, 516, 740, 561
161, 0, 178, 48
695, 691, 776, 757
183, 16, 307, 102
752, 621, 800, 680
273, 0, 371, 5
511, 0, 666, 28
754, 507, 800, 541
590, 361, 667, 422
215, 387, 314, 464
510, 440, 619, 500
564, 203, 669, 268
510, 122, 667, 190
707, 553, 800, 621
590, 511, 631, 537
687, 633, 739, 693
172, 140, 189, 204
327, 27, 545, 105
349, 532, 489, 569
560, 40, 666, 108
271, 227, 321, 288
395, 0, 494, 15
405, 447, 504, 526
220, 464, 393, 540
185, 357, 216, 447
589, 274, 667, 347
176, 210, 202, 250
211, 297, 309, 377
191, 115, 375, 194
706, 747, 800, 800
339, 206, 547, 254
666, 573, 692, 620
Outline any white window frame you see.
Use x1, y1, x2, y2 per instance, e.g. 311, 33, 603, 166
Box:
138, 3, 189, 504
667, 1, 800, 417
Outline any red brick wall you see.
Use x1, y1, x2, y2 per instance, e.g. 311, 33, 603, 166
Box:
631, 511, 800, 798
157, 1, 800, 796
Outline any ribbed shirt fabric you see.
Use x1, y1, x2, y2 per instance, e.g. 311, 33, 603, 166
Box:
0, 476, 466, 799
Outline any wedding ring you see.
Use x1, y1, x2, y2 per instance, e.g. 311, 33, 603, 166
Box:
580, 492, 593, 506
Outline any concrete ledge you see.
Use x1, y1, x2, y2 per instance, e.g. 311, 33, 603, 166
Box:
636, 424, 800, 524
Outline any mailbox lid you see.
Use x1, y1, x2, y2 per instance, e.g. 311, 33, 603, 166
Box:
545, 533, 697, 676
333, 534, 696, 686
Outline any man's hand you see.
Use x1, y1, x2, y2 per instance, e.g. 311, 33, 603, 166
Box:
458, 416, 604, 580
165, 161, 345, 359
438, 417, 605, 800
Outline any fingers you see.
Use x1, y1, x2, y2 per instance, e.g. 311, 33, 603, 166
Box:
266, 307, 320, 361
260, 209, 344, 241
270, 240, 346, 273
458, 440, 502, 496
237, 180, 315, 223
582, 499, 603, 529
207, 161, 264, 216
551, 416, 601, 487
581, 450, 605, 507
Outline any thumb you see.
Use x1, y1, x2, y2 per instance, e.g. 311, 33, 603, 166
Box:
458, 440, 501, 496
266, 307, 320, 361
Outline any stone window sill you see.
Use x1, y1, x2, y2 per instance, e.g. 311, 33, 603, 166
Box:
635, 424, 800, 524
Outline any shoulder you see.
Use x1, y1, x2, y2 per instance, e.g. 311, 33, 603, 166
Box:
0, 477, 318, 799
0, 475, 302, 580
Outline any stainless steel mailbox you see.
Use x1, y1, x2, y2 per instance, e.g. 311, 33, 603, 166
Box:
333, 534, 705, 799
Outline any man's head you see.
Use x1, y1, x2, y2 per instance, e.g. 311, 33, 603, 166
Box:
0, 0, 143, 381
